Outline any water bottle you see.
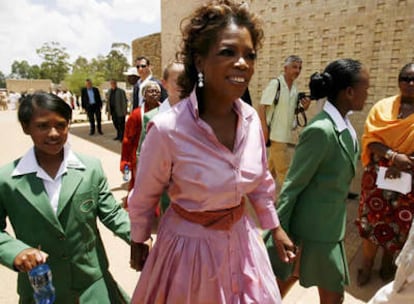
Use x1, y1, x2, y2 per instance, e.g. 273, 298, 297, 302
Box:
123, 164, 131, 182
28, 263, 56, 304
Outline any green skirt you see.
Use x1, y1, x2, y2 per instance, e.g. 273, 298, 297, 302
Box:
264, 231, 350, 293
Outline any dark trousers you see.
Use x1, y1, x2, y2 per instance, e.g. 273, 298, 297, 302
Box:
112, 115, 125, 139
86, 104, 102, 134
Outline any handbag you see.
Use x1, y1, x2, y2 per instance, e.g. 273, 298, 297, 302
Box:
266, 80, 281, 147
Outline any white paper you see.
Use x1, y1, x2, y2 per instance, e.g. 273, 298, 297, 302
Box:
376, 166, 412, 194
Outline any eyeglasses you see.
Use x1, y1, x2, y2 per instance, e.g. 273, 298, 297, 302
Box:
137, 64, 147, 69
399, 76, 414, 83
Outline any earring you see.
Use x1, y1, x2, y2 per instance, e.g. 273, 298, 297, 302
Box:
198, 72, 204, 88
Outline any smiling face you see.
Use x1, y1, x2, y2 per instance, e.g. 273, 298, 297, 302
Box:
196, 23, 256, 104
284, 61, 302, 83
143, 83, 161, 107
23, 107, 69, 160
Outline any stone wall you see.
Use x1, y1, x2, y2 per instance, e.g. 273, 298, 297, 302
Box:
160, 0, 414, 192
131, 33, 163, 80
6, 79, 53, 94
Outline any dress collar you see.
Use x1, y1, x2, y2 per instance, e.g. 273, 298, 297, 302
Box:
12, 142, 85, 177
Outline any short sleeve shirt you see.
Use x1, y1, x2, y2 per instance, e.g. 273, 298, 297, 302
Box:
260, 75, 298, 144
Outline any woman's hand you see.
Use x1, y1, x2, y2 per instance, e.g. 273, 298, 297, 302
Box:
390, 153, 414, 176
271, 226, 297, 264
130, 237, 153, 271
14, 248, 48, 272
385, 166, 401, 179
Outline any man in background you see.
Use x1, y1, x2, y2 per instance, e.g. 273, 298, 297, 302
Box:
107, 79, 128, 141
258, 55, 310, 188
81, 79, 103, 135
132, 56, 167, 109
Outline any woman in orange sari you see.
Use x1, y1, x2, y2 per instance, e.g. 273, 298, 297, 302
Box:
356, 62, 414, 286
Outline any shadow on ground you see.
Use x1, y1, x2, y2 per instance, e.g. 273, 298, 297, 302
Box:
70, 121, 122, 155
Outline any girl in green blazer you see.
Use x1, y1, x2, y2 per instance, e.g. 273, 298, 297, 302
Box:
0, 92, 130, 303
266, 59, 370, 304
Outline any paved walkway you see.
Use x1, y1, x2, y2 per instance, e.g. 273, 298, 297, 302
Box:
0, 109, 390, 303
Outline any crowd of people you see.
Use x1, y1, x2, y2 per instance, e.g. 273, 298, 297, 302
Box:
0, 0, 413, 303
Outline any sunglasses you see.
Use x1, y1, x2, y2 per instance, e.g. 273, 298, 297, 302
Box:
137, 64, 148, 69
399, 76, 414, 83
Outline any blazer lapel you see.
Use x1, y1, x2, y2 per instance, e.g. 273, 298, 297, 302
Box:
16, 174, 64, 233
338, 128, 357, 173
56, 168, 83, 216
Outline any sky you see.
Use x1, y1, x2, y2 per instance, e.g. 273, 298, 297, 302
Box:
0, 0, 161, 75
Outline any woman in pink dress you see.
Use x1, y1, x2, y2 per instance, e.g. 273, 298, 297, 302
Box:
128, 1, 296, 303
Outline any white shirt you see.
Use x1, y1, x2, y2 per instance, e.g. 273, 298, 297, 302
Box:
260, 75, 298, 144
323, 101, 358, 150
12, 143, 85, 214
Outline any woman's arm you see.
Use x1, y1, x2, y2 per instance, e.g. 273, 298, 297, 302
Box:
128, 122, 172, 243
368, 142, 414, 177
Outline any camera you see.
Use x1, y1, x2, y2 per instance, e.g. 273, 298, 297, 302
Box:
298, 92, 310, 100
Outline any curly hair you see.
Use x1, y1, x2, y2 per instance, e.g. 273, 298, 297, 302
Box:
176, 0, 263, 99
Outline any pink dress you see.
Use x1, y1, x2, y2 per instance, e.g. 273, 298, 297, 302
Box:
128, 90, 282, 303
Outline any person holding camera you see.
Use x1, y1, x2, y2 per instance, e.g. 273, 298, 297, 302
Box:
258, 55, 310, 188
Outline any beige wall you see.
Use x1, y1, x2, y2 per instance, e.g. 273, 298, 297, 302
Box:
131, 33, 163, 80
6, 79, 53, 94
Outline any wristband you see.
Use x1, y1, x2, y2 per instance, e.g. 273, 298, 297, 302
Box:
384, 149, 395, 160
390, 152, 398, 164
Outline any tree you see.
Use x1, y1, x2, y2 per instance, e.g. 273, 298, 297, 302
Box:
66, 56, 105, 96
10, 61, 41, 80
104, 50, 129, 80
11, 60, 31, 79
36, 41, 71, 83
111, 42, 131, 63
28, 65, 41, 79
0, 71, 5, 88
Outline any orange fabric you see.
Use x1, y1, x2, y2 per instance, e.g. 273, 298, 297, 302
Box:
361, 95, 414, 166
171, 199, 245, 230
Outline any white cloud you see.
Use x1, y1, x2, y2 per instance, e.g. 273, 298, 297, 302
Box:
0, 0, 160, 75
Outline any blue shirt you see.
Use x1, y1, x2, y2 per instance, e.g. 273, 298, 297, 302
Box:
87, 88, 96, 105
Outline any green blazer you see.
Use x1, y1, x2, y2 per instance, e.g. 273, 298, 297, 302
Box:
0, 153, 130, 303
137, 107, 159, 158
277, 110, 358, 243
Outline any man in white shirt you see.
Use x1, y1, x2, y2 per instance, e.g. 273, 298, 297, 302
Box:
258, 55, 310, 187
